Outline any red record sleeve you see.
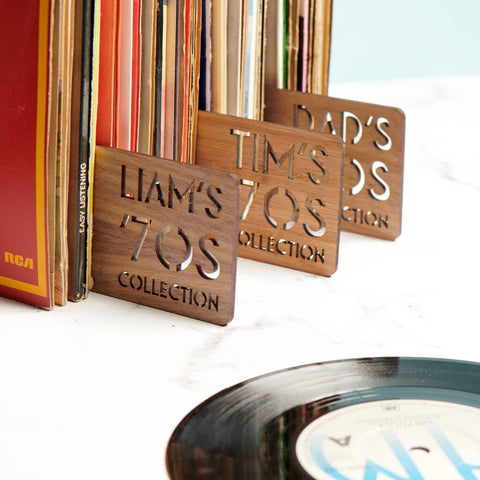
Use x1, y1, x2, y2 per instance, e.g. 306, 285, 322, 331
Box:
130, 0, 141, 151
0, 0, 52, 308
96, 0, 118, 147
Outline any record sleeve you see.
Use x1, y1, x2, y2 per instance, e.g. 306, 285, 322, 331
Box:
0, 0, 54, 308
137, 0, 157, 155
68, 0, 100, 301
96, 0, 117, 148
166, 357, 480, 479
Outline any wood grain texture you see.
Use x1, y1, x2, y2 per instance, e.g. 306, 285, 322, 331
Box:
92, 146, 240, 325
195, 111, 344, 276
264, 87, 405, 240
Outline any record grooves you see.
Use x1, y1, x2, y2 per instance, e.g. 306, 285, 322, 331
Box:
166, 357, 480, 479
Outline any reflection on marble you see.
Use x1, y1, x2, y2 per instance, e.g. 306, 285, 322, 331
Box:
1, 76, 479, 479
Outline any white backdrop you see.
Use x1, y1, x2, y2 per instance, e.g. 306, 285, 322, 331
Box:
330, 0, 480, 82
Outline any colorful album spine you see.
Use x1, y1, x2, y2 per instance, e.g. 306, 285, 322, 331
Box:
153, 0, 167, 157
137, 0, 158, 155
68, 0, 100, 301
0, 0, 53, 308
96, 0, 118, 148
85, 0, 102, 296
130, 0, 141, 151
198, 0, 212, 112
115, 0, 134, 150
186, 0, 203, 163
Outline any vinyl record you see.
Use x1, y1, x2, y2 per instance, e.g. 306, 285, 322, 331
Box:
166, 357, 480, 479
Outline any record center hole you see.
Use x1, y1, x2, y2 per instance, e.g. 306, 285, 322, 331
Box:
409, 446, 431, 456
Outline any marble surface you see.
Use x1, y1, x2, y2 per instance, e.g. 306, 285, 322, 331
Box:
1, 75, 480, 479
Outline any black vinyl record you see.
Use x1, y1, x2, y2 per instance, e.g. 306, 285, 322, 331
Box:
166, 357, 480, 479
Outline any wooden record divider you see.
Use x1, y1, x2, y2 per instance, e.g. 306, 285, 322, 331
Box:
195, 111, 345, 277
91, 146, 240, 325
264, 87, 406, 240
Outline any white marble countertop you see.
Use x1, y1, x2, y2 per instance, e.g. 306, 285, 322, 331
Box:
1, 75, 479, 479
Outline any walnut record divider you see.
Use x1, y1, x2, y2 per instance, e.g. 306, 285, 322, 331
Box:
195, 111, 345, 277
264, 87, 406, 240
91, 146, 240, 325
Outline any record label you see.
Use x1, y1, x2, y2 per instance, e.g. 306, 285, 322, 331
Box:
295, 399, 480, 480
